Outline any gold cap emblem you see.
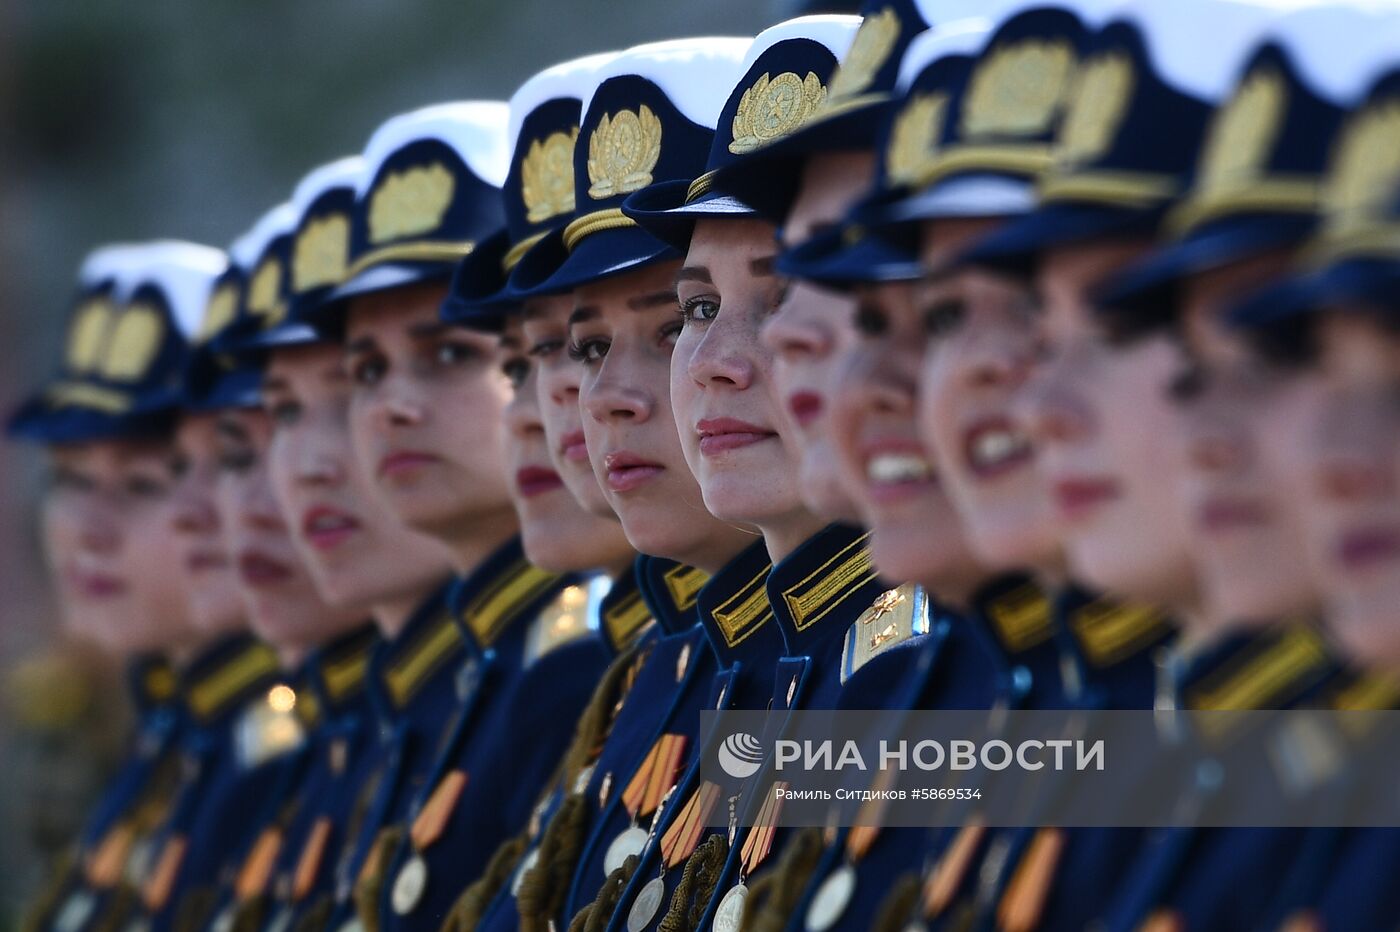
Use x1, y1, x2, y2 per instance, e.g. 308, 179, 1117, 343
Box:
1323, 100, 1400, 238
293, 214, 351, 293
368, 162, 456, 244
102, 305, 165, 381
729, 72, 827, 155
198, 284, 240, 344
586, 106, 663, 200
247, 259, 286, 327
960, 40, 1076, 139
66, 299, 115, 372
829, 7, 899, 101
521, 128, 579, 223
1197, 67, 1287, 197
885, 92, 949, 188
1055, 53, 1135, 170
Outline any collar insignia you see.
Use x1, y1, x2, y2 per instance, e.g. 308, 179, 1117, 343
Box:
780, 533, 877, 631
384, 613, 462, 709
186, 642, 279, 722
459, 560, 563, 648
1184, 626, 1332, 711
710, 566, 774, 648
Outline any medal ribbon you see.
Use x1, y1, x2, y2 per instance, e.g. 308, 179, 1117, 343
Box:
621, 734, 687, 821
738, 781, 788, 879
292, 817, 332, 902
409, 769, 468, 852
845, 767, 897, 864
659, 780, 721, 869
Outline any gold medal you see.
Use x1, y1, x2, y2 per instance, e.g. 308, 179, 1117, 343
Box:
336, 918, 364, 932
627, 876, 666, 932
511, 847, 540, 898
209, 902, 236, 932
53, 890, 97, 932
805, 862, 856, 931
712, 882, 749, 932
604, 825, 649, 876
265, 905, 294, 932
390, 852, 428, 915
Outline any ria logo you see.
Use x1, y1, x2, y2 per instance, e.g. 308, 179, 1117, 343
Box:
717, 732, 764, 779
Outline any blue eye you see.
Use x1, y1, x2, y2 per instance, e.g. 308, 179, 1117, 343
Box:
567, 338, 609, 365
680, 297, 720, 324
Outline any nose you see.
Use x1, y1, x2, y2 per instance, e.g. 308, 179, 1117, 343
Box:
841, 343, 915, 418
291, 428, 344, 489
171, 478, 219, 536
1316, 452, 1395, 503
543, 360, 582, 410
685, 320, 757, 391
75, 498, 121, 554
582, 355, 654, 425
370, 372, 429, 431
761, 289, 837, 362
1018, 360, 1093, 445
953, 324, 1036, 392
504, 382, 546, 439
239, 468, 287, 532
1184, 414, 1253, 477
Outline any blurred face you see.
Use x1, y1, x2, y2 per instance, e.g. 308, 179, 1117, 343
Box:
522, 294, 615, 517
43, 441, 195, 656
263, 344, 453, 612
496, 316, 634, 572
1021, 242, 1197, 609
1170, 252, 1317, 626
572, 259, 753, 572
343, 282, 515, 546
168, 414, 244, 636
760, 150, 877, 522
829, 278, 985, 592
1316, 308, 1400, 392
213, 408, 361, 660
672, 219, 821, 561
918, 221, 1060, 570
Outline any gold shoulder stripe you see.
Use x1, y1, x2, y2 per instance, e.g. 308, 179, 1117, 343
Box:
460, 561, 563, 648
1331, 671, 1400, 710
781, 534, 878, 631
1186, 627, 1331, 711
984, 583, 1053, 653
322, 645, 373, 703
187, 643, 279, 721
603, 588, 653, 649
295, 686, 322, 728
710, 567, 773, 648
664, 565, 710, 611
144, 664, 177, 703
385, 615, 461, 709
1068, 599, 1172, 667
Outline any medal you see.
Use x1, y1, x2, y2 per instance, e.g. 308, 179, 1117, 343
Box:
626, 876, 666, 932
603, 734, 687, 877
53, 890, 96, 932
712, 882, 748, 932
266, 905, 294, 932
511, 847, 540, 898
805, 863, 856, 931
209, 903, 236, 932
337, 919, 364, 932
390, 853, 428, 915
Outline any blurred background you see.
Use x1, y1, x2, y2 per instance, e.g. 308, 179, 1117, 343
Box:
0, 0, 828, 923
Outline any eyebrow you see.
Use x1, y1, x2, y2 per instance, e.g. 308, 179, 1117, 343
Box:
344, 336, 377, 356
498, 332, 523, 351
675, 266, 713, 286
628, 290, 679, 310
259, 375, 288, 393
407, 321, 453, 339
215, 418, 251, 443
568, 306, 599, 327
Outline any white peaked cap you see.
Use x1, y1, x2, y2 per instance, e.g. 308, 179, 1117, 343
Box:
1252, 2, 1400, 104
291, 156, 366, 216
508, 51, 622, 151
77, 243, 160, 301
228, 202, 298, 271
740, 15, 862, 71
358, 101, 512, 192
897, 18, 997, 91
122, 241, 229, 340
579, 37, 753, 128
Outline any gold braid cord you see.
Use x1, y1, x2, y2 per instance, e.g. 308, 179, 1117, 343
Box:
291, 894, 332, 932
517, 794, 588, 931
353, 826, 405, 932
572, 853, 638, 932
439, 832, 528, 932
658, 833, 728, 932
872, 873, 923, 932
741, 827, 825, 932
173, 886, 218, 932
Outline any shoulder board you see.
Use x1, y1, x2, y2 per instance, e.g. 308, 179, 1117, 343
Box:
524, 583, 595, 667
662, 563, 709, 611
1066, 597, 1173, 667
186, 642, 279, 722
710, 565, 774, 648
841, 584, 930, 684
984, 582, 1054, 653
384, 613, 461, 709
1185, 627, 1333, 711
459, 559, 563, 648
602, 587, 653, 652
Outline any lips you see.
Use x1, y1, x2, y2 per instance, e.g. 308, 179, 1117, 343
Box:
69, 568, 127, 600
302, 506, 360, 551
696, 418, 777, 456
516, 465, 565, 498
1052, 476, 1121, 521
860, 440, 937, 504
604, 451, 665, 493
1197, 497, 1269, 534
788, 391, 824, 428
962, 418, 1033, 480
238, 550, 295, 587
377, 450, 439, 481
559, 430, 591, 464
1336, 525, 1400, 571
186, 550, 228, 573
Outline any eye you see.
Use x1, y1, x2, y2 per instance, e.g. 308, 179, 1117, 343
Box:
501, 357, 531, 390
679, 297, 720, 325
124, 475, 168, 499
923, 299, 967, 338
853, 304, 889, 337
349, 355, 386, 387
527, 339, 565, 359
168, 454, 190, 480
435, 341, 479, 367
266, 400, 302, 427
567, 337, 610, 365
218, 449, 257, 474
659, 320, 683, 349
49, 467, 93, 493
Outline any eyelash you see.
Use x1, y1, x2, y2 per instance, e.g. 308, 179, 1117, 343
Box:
528, 339, 565, 359
265, 400, 301, 426
567, 338, 607, 365
679, 296, 720, 325
501, 357, 531, 388
218, 450, 257, 474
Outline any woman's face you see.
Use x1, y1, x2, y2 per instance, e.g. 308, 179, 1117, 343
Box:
918, 221, 1055, 570
828, 278, 984, 591
43, 441, 195, 656
521, 293, 616, 518
759, 150, 877, 523
213, 407, 361, 660
572, 259, 753, 572
497, 316, 634, 573
343, 281, 515, 543
168, 414, 244, 637
263, 343, 452, 610
671, 218, 821, 561
1020, 243, 1198, 609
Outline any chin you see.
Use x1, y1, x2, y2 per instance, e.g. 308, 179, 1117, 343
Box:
1070, 539, 1191, 607
1332, 609, 1400, 668
521, 523, 598, 574
966, 511, 1059, 571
